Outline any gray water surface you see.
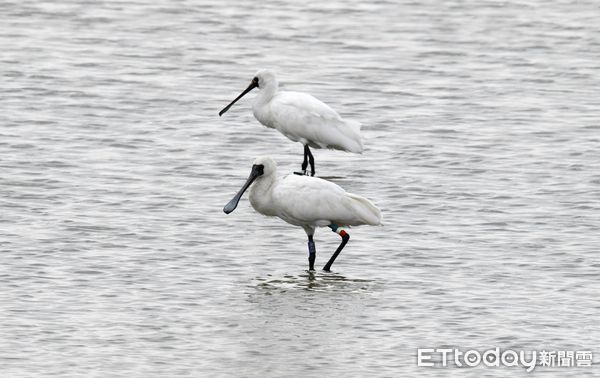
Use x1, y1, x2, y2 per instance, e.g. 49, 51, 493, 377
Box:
2, 0, 600, 377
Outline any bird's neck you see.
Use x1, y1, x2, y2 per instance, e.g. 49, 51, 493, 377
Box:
249, 174, 279, 216
253, 82, 278, 107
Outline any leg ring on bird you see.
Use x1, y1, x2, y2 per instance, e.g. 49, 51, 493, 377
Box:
328, 223, 349, 238
324, 224, 350, 271
307, 235, 316, 271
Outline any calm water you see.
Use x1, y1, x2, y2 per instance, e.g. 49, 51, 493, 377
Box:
1, 0, 599, 377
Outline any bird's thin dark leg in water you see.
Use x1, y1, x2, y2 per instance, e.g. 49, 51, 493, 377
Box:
306, 145, 315, 176
301, 145, 309, 173
323, 224, 349, 271
295, 145, 309, 176
307, 235, 316, 271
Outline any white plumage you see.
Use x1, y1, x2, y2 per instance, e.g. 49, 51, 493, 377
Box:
223, 156, 381, 271
219, 70, 363, 176
248, 157, 380, 231
254, 85, 363, 153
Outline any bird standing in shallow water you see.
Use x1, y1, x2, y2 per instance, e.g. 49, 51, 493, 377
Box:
223, 156, 382, 271
219, 70, 363, 177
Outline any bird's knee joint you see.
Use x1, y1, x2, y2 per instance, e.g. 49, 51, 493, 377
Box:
340, 230, 350, 242
329, 224, 349, 241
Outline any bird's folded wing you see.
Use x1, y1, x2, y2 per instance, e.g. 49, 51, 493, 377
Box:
273, 175, 373, 225
271, 92, 362, 152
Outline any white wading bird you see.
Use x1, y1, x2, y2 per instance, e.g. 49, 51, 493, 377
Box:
223, 156, 382, 271
219, 70, 363, 177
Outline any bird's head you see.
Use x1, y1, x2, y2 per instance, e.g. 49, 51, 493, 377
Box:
253, 69, 278, 91
252, 155, 277, 176
223, 156, 277, 214
219, 69, 278, 116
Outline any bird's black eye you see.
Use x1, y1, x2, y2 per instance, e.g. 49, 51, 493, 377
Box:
255, 164, 264, 175
253, 77, 259, 87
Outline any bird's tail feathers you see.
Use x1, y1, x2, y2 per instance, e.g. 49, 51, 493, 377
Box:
343, 120, 363, 153
346, 193, 382, 226
346, 119, 362, 133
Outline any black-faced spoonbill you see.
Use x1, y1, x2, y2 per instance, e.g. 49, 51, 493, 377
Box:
219, 70, 363, 177
223, 156, 382, 271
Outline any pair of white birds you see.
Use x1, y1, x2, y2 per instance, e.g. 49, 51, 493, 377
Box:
220, 70, 382, 271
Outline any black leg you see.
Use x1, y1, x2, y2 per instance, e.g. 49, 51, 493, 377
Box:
306, 145, 315, 176
295, 145, 309, 176
301, 145, 309, 172
308, 235, 316, 271
323, 225, 349, 271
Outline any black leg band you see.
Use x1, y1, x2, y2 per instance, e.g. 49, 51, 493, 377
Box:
308, 235, 316, 271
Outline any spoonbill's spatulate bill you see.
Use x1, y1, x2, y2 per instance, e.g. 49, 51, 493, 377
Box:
219, 70, 363, 177
223, 156, 382, 271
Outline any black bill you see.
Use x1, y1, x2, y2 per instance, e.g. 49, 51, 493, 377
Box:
223, 164, 264, 214
219, 78, 258, 116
